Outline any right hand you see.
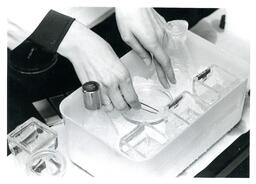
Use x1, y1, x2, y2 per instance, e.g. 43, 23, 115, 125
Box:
58, 20, 141, 111
115, 8, 176, 89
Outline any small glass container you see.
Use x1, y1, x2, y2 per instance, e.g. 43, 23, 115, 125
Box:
164, 112, 189, 140
168, 91, 209, 124
8, 117, 58, 163
192, 68, 220, 105
162, 20, 196, 96
193, 65, 239, 104
119, 124, 168, 161
26, 150, 66, 176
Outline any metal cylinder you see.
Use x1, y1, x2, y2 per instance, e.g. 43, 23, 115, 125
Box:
82, 81, 102, 110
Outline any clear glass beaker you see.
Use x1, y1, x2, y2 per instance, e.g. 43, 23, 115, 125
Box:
162, 20, 195, 96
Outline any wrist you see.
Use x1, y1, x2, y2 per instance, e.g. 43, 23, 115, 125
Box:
57, 20, 87, 60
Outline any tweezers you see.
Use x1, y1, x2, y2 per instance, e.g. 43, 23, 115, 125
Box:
140, 102, 159, 114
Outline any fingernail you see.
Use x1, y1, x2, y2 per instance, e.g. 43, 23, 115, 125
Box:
171, 76, 176, 84
168, 69, 176, 84
143, 58, 152, 66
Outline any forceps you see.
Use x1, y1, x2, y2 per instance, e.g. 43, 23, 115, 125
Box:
122, 94, 159, 114
140, 102, 159, 114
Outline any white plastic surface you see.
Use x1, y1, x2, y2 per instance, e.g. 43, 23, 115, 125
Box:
60, 31, 248, 178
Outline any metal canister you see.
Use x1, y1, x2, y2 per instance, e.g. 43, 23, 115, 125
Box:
82, 81, 102, 110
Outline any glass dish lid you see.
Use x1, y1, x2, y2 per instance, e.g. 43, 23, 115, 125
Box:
122, 84, 172, 125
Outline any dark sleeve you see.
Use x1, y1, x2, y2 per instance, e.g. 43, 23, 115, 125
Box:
9, 10, 75, 75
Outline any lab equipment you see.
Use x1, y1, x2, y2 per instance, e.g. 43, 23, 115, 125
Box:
26, 150, 66, 176
8, 117, 58, 163
122, 82, 172, 125
163, 20, 196, 97
119, 82, 173, 160
140, 102, 159, 115
168, 92, 209, 124
60, 28, 248, 178
82, 81, 102, 110
193, 65, 239, 105
8, 117, 67, 176
119, 123, 168, 161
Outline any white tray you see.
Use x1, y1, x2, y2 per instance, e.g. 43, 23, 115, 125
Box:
60, 31, 249, 179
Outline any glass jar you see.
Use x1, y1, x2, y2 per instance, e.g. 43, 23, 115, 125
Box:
162, 20, 195, 97
8, 117, 58, 164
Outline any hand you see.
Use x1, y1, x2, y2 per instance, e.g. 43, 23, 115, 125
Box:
115, 8, 176, 89
58, 20, 141, 111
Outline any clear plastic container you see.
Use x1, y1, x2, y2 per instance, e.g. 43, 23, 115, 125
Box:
119, 123, 169, 161
167, 91, 209, 124
8, 117, 58, 163
193, 65, 239, 105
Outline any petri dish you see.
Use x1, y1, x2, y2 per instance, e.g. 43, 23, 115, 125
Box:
122, 84, 172, 125
26, 150, 66, 176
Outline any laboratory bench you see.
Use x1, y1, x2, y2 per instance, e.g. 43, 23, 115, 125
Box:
7, 8, 250, 177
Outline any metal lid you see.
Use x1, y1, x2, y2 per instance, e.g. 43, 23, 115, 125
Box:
82, 81, 102, 110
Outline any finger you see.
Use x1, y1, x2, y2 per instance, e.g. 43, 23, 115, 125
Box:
164, 58, 176, 84
100, 88, 114, 112
119, 77, 141, 109
152, 9, 167, 25
150, 14, 177, 84
150, 43, 176, 84
148, 9, 166, 41
108, 86, 129, 111
122, 33, 152, 66
131, 25, 175, 84
153, 58, 170, 89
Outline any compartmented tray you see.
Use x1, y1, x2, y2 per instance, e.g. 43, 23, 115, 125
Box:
60, 31, 248, 178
